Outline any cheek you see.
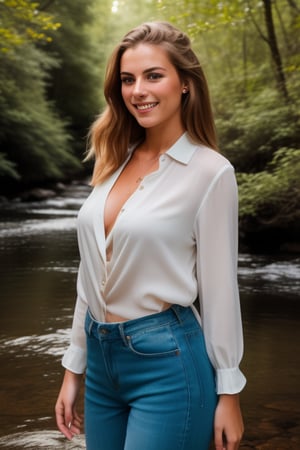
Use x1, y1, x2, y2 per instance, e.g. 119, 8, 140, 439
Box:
161, 80, 183, 101
121, 86, 130, 104
166, 88, 183, 108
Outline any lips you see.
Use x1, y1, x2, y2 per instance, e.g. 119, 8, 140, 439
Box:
135, 102, 158, 111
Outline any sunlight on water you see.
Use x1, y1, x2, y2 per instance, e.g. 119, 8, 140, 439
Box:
0, 329, 71, 358
35, 262, 79, 274
41, 197, 88, 209
0, 218, 77, 237
30, 208, 77, 216
238, 253, 300, 294
0, 431, 85, 449
0, 183, 91, 239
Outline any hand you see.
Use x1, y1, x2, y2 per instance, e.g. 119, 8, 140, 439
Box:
214, 394, 244, 450
55, 369, 84, 440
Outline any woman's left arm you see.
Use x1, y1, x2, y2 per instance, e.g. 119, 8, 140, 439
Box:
194, 164, 246, 448
194, 165, 246, 394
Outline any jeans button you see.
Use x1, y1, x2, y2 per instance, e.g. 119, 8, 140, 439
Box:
100, 328, 109, 335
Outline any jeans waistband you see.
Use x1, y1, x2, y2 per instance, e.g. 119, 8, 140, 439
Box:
86, 305, 195, 340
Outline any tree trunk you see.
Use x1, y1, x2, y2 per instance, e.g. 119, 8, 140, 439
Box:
39, 0, 56, 11
286, 0, 300, 13
263, 0, 289, 101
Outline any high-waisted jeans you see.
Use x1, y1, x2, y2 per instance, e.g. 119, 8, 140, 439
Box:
84, 305, 218, 450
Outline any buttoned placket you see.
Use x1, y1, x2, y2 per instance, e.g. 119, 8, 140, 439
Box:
100, 153, 168, 296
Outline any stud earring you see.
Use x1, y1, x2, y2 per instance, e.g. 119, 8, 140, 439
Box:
182, 87, 189, 94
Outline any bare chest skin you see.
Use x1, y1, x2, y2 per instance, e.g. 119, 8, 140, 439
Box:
103, 151, 160, 323
104, 152, 160, 238
103, 130, 185, 323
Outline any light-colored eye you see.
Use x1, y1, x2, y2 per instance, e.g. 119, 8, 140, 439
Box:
121, 76, 135, 85
148, 72, 163, 81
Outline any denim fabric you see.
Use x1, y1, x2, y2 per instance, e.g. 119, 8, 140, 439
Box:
84, 305, 217, 450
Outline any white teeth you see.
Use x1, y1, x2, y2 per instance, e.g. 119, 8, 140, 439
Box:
136, 103, 157, 110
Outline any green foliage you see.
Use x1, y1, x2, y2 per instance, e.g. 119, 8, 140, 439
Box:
156, 0, 248, 36
0, 0, 60, 52
216, 88, 300, 172
155, 0, 300, 238
216, 89, 300, 231
0, 1, 104, 189
45, 1, 103, 150
237, 147, 300, 229
0, 152, 19, 179
107, 0, 158, 37
0, 43, 80, 186
0, 0, 299, 244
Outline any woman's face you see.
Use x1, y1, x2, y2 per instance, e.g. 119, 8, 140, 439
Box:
120, 43, 186, 133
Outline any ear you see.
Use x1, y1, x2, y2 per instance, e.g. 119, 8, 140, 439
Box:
181, 79, 189, 94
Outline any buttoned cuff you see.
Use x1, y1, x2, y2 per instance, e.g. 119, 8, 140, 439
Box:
215, 367, 246, 394
62, 343, 86, 374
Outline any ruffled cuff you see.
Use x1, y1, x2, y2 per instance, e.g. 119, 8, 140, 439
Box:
62, 343, 86, 374
215, 367, 246, 394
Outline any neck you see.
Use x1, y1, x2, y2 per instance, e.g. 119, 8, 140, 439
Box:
142, 127, 185, 157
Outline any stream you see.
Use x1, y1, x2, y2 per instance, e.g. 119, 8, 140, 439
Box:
0, 182, 299, 449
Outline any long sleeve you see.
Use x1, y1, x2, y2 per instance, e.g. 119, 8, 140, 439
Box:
194, 165, 246, 394
62, 262, 88, 374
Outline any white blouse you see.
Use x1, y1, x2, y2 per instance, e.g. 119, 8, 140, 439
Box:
62, 132, 246, 394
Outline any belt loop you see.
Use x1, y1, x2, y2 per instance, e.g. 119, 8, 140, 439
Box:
118, 323, 129, 346
171, 305, 183, 324
86, 309, 93, 336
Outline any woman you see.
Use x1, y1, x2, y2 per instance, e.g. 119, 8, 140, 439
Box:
55, 21, 246, 450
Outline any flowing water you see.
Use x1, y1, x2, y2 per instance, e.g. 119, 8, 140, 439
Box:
0, 183, 299, 449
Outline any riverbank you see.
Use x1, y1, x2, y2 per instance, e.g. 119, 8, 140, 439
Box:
1, 180, 299, 255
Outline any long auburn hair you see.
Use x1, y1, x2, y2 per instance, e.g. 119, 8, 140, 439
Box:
87, 21, 218, 185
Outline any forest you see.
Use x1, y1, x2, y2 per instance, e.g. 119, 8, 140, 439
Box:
0, 0, 299, 251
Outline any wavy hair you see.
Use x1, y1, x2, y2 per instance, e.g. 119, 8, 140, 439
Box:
87, 21, 218, 185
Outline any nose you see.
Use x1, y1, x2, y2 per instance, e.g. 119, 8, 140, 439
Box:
132, 78, 146, 97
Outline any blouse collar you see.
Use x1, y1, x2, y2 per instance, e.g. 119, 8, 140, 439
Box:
128, 132, 198, 166
165, 132, 197, 165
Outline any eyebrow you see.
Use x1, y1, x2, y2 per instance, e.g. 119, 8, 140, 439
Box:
120, 66, 167, 76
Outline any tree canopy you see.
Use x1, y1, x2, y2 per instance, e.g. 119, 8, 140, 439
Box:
0, 0, 299, 249
0, 0, 78, 186
155, 0, 300, 245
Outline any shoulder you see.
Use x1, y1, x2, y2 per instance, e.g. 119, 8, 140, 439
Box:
184, 137, 234, 184
192, 144, 232, 173
171, 133, 231, 170
173, 133, 233, 174
169, 133, 235, 190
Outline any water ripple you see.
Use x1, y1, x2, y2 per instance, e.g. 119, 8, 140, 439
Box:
0, 218, 77, 237
0, 431, 85, 449
238, 254, 300, 295
0, 329, 71, 358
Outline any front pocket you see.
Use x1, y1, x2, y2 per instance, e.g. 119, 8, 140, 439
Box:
126, 324, 180, 357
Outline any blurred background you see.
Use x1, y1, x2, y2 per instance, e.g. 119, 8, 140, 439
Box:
0, 1, 299, 449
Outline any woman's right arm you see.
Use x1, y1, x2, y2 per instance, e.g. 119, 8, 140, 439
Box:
55, 369, 84, 440
56, 262, 88, 439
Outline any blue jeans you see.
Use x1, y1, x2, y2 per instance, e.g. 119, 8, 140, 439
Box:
84, 305, 217, 450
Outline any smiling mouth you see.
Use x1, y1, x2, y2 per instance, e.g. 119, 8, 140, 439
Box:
135, 102, 158, 111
